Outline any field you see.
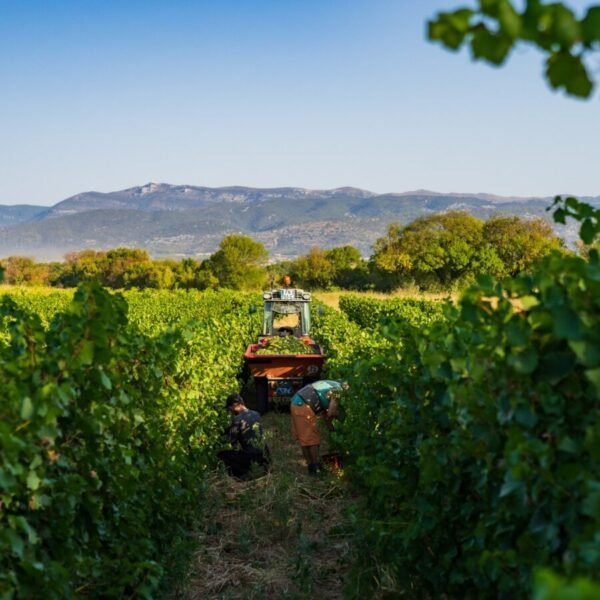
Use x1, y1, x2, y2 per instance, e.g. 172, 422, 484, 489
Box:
1, 256, 599, 598
313, 289, 453, 310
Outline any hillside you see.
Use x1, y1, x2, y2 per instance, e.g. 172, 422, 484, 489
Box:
0, 183, 597, 260
0, 205, 49, 227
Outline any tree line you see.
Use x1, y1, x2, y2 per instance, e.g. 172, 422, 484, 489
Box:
0, 211, 573, 292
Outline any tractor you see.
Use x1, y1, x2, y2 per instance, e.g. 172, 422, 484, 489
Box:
243, 288, 326, 413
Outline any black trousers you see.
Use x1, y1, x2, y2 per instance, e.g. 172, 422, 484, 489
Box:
217, 449, 270, 479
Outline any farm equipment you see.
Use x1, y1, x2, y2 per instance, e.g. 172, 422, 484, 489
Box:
243, 288, 326, 413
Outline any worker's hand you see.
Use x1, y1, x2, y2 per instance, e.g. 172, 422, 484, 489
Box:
326, 398, 339, 419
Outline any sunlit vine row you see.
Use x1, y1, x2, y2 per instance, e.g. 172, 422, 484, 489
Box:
0, 285, 261, 598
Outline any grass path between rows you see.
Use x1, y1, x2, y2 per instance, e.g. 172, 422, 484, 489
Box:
173, 413, 357, 599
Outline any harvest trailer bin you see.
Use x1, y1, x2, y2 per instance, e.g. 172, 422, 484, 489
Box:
243, 342, 326, 413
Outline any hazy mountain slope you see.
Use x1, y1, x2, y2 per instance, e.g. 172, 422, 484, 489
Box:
0, 183, 598, 260
0, 205, 49, 227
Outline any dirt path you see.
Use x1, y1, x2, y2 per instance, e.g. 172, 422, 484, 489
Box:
176, 413, 356, 600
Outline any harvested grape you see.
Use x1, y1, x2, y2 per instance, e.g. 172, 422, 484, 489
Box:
255, 336, 318, 355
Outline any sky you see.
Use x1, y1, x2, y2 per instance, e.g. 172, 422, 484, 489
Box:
0, 0, 598, 206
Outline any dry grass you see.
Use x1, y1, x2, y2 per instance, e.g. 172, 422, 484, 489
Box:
313, 289, 454, 310
174, 413, 356, 600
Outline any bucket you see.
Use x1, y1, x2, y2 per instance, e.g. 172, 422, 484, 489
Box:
321, 452, 343, 472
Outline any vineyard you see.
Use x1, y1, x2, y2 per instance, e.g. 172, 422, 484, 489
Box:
1, 199, 599, 598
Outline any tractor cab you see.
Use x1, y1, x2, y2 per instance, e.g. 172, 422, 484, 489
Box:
261, 288, 312, 338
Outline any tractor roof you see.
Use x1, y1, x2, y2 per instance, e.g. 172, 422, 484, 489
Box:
263, 288, 311, 302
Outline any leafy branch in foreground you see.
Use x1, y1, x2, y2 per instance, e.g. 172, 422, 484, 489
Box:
429, 0, 600, 97
550, 195, 600, 244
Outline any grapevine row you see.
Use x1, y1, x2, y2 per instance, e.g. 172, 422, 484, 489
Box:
315, 251, 600, 596
0, 285, 261, 598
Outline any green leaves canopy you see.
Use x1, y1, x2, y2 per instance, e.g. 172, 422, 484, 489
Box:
483, 215, 563, 277
205, 234, 268, 290
429, 1, 600, 97
372, 212, 562, 290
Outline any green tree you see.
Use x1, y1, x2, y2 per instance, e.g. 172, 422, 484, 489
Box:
0, 256, 51, 286
102, 247, 150, 288
195, 263, 220, 290
325, 245, 370, 289
57, 250, 106, 287
372, 223, 412, 276
373, 212, 504, 289
325, 245, 362, 271
46, 261, 65, 286
290, 246, 336, 289
429, 1, 600, 98
483, 215, 563, 277
206, 234, 268, 290
172, 257, 208, 289
122, 261, 176, 289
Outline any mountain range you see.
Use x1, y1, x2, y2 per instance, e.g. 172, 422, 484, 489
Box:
0, 183, 598, 261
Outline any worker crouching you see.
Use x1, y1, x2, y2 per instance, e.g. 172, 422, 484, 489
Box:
218, 393, 271, 480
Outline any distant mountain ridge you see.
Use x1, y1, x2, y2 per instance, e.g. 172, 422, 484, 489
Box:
44, 183, 377, 218
0, 183, 598, 261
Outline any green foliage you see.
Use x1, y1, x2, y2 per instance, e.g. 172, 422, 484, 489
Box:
205, 234, 268, 290
0, 287, 72, 327
173, 257, 216, 290
381, 211, 496, 286
373, 212, 496, 289
121, 259, 176, 289
54, 247, 155, 289
550, 195, 600, 245
0, 285, 262, 597
317, 200, 600, 596
534, 569, 600, 599
310, 303, 392, 378
7, 249, 219, 291
290, 247, 336, 289
372, 211, 561, 290
0, 257, 51, 286
325, 245, 363, 271
429, 1, 600, 98
339, 295, 446, 330
325, 246, 371, 289
287, 245, 371, 290
102, 247, 151, 288
56, 250, 106, 287
484, 215, 564, 277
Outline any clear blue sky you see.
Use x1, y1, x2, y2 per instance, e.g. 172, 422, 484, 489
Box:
0, 0, 597, 206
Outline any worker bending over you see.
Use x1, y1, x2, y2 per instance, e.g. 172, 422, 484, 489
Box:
290, 380, 348, 475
